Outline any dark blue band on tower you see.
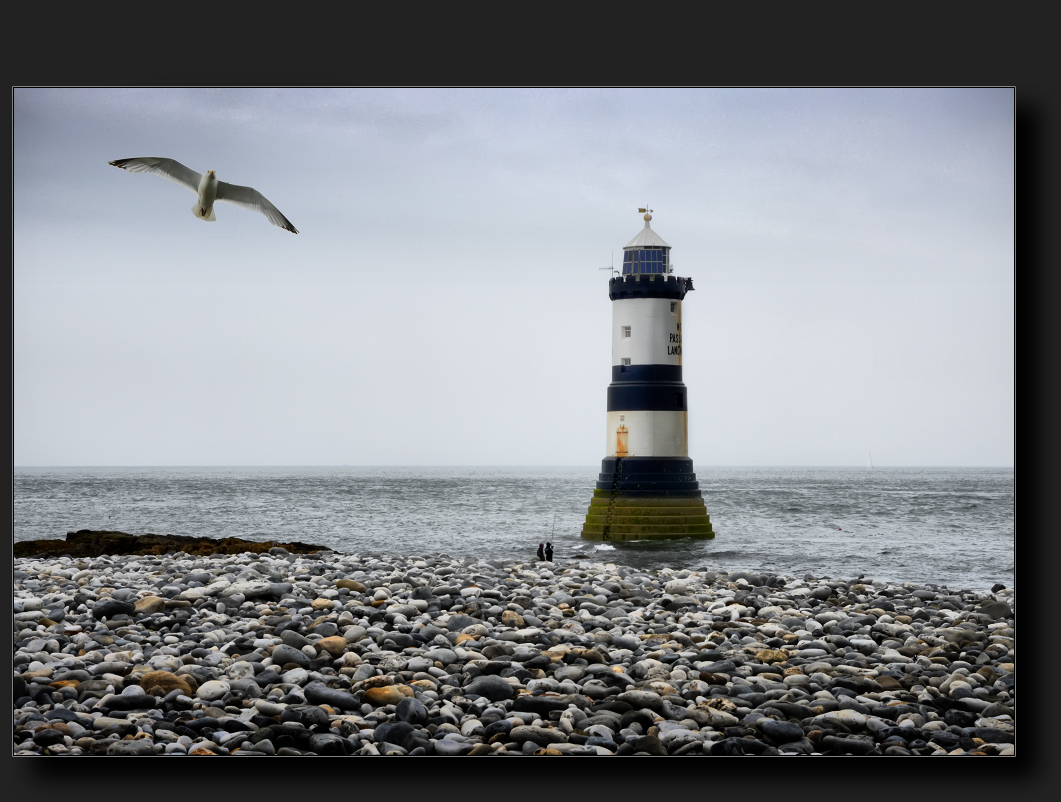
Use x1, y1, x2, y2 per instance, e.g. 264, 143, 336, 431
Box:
596, 457, 702, 496
607, 384, 688, 411
611, 364, 683, 383
609, 274, 692, 301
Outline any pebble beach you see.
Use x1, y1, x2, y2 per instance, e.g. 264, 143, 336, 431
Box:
14, 548, 1015, 756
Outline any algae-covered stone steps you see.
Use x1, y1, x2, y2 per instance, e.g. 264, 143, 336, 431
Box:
581, 494, 714, 541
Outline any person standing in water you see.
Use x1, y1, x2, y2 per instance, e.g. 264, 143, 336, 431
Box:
537, 542, 545, 561
545, 542, 553, 562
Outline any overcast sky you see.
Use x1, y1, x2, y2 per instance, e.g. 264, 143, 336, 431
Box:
13, 88, 1013, 467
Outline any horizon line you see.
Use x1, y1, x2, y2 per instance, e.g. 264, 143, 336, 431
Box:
14, 463, 1015, 469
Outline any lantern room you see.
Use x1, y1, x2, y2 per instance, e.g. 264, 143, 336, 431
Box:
621, 212, 672, 275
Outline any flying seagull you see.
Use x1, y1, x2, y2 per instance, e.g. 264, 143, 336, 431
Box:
108, 157, 298, 233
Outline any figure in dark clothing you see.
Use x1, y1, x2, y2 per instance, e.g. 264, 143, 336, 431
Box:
545, 542, 553, 562
537, 542, 545, 561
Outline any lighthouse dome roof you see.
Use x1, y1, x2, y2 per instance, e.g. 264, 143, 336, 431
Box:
624, 217, 670, 249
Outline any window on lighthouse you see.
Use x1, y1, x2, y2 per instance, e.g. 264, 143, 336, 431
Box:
621, 326, 631, 338
622, 247, 669, 275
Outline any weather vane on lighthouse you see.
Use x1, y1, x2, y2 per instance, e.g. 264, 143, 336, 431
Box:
580, 208, 714, 542
600, 208, 655, 276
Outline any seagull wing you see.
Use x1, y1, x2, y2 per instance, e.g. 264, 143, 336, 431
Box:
108, 157, 202, 194
216, 181, 299, 234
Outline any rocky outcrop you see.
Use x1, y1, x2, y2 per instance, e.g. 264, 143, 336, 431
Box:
13, 529, 325, 558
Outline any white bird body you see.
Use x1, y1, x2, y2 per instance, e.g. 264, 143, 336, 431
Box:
109, 157, 298, 233
194, 170, 219, 221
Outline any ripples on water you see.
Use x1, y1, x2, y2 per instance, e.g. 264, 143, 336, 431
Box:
13, 466, 1013, 591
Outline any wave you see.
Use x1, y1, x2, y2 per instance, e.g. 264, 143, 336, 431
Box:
14, 466, 1013, 590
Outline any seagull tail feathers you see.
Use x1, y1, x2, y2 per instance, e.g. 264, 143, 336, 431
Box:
192, 202, 216, 222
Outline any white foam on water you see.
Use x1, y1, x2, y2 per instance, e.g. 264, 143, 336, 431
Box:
593, 544, 617, 551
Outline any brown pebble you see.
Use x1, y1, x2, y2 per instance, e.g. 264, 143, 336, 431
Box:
139, 671, 195, 696
754, 649, 788, 664
361, 675, 395, 689
362, 685, 412, 706
314, 636, 347, 657
134, 596, 166, 615
501, 611, 525, 627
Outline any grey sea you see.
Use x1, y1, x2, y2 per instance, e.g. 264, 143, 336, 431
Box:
13, 466, 1013, 592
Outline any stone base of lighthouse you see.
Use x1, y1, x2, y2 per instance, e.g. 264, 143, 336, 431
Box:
580, 457, 714, 541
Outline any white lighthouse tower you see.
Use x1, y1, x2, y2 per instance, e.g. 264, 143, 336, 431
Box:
581, 210, 714, 541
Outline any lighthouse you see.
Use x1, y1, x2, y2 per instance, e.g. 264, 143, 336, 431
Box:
580, 211, 714, 541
